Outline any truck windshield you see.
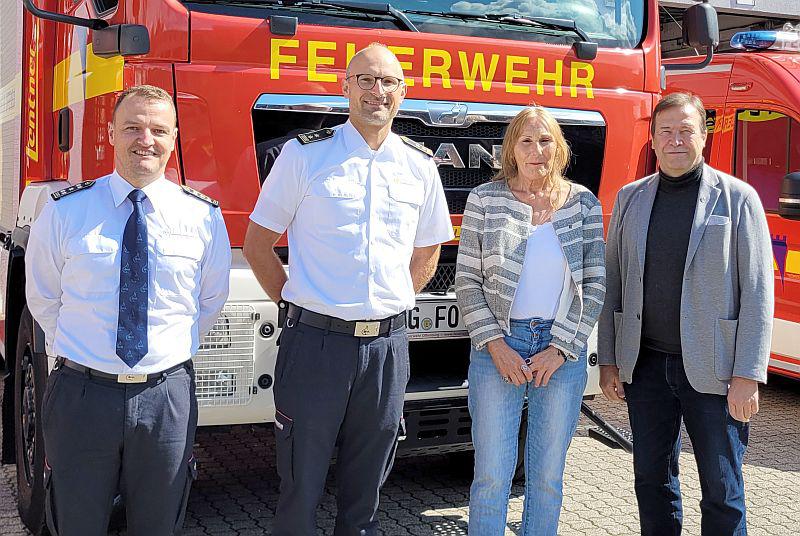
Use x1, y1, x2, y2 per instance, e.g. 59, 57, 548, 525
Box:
187, 0, 646, 49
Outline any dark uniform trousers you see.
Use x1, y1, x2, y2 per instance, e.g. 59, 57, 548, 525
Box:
41, 361, 198, 536
272, 319, 410, 536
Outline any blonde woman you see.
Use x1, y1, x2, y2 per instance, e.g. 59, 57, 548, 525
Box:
455, 106, 606, 535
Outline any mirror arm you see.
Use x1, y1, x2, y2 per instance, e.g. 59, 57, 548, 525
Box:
22, 0, 109, 30
663, 47, 714, 71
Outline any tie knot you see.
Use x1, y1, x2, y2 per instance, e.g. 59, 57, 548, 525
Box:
128, 189, 147, 204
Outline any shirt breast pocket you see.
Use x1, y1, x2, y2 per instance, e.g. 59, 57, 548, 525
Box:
156, 237, 204, 295
387, 182, 423, 241
308, 177, 366, 233
64, 234, 120, 294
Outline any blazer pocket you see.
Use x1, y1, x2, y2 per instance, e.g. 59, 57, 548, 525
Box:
707, 215, 731, 226
714, 318, 738, 381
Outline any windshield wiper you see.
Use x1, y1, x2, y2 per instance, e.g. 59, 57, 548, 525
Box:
283, 0, 419, 31
194, 0, 418, 31
431, 11, 592, 43
486, 13, 592, 42
406, 10, 596, 59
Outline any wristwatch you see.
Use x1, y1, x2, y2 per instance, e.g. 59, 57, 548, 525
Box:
555, 348, 567, 361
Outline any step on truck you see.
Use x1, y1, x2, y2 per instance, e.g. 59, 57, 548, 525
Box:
0, 0, 716, 532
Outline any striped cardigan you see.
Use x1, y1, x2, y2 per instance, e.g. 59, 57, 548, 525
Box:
455, 180, 606, 360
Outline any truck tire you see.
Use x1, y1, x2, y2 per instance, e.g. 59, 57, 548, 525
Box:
13, 306, 49, 535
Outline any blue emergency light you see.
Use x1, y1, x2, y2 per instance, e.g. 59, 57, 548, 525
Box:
730, 30, 800, 52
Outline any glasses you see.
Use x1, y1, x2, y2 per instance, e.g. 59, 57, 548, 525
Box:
346, 74, 404, 93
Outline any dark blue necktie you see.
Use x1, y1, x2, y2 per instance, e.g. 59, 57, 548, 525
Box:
116, 189, 149, 367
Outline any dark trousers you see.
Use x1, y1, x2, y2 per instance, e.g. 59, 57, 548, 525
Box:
41, 363, 198, 536
271, 320, 409, 536
624, 349, 748, 536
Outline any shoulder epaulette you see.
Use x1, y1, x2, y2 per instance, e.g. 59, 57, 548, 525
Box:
181, 185, 219, 207
51, 181, 95, 201
400, 136, 433, 157
297, 128, 335, 145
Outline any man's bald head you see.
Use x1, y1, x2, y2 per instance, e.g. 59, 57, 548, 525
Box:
345, 43, 404, 79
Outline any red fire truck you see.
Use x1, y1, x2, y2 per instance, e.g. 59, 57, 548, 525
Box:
0, 0, 716, 531
665, 27, 800, 380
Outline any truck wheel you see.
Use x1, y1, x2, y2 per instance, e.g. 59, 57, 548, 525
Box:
14, 306, 49, 535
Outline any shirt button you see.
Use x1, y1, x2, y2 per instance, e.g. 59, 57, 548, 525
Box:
636, 313, 641, 320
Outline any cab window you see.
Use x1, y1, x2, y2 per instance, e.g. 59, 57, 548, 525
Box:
734, 109, 800, 212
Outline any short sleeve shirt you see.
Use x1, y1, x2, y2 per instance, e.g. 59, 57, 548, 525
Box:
250, 120, 453, 320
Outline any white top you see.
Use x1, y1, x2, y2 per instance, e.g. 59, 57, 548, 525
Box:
250, 120, 454, 320
25, 171, 232, 374
509, 222, 568, 320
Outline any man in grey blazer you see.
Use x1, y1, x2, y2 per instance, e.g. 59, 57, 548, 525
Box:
598, 92, 774, 536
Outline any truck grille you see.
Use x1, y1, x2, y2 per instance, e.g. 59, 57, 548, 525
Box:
392, 119, 506, 139
438, 168, 492, 189
253, 97, 606, 213
423, 263, 456, 294
194, 304, 257, 407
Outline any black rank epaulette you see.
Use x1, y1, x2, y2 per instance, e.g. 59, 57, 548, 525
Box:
51, 180, 95, 201
296, 128, 335, 145
181, 185, 219, 207
400, 136, 433, 157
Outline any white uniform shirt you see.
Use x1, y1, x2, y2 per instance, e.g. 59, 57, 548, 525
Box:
25, 171, 232, 374
250, 120, 453, 320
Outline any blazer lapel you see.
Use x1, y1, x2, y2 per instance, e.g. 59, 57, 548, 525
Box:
684, 165, 722, 271
635, 175, 659, 274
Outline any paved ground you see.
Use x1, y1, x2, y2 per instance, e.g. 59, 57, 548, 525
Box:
2, 376, 799, 535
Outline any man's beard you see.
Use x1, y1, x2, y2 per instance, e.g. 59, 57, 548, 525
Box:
358, 109, 393, 126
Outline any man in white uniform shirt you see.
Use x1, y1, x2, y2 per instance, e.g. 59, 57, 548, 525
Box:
243, 44, 453, 535
25, 85, 231, 536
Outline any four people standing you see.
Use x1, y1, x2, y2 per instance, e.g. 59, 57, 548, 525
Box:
598, 92, 774, 535
456, 106, 606, 535
22, 65, 773, 535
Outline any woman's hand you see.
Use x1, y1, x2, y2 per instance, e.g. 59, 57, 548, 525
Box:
528, 345, 566, 387
486, 339, 534, 386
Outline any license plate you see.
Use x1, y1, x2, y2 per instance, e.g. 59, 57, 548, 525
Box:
406, 300, 469, 341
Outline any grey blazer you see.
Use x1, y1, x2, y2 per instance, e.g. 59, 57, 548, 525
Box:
597, 165, 774, 395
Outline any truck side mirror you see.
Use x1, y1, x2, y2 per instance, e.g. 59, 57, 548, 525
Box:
779, 172, 800, 220
682, 1, 719, 49
662, 1, 719, 80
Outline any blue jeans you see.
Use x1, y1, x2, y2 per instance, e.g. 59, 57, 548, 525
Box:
625, 349, 749, 536
468, 319, 587, 536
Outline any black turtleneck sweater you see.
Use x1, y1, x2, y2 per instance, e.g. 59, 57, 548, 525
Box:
641, 162, 703, 354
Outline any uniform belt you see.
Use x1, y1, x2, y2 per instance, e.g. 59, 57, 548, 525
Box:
286, 303, 406, 337
56, 357, 191, 384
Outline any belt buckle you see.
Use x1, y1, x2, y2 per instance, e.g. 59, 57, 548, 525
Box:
354, 321, 381, 337
117, 373, 148, 384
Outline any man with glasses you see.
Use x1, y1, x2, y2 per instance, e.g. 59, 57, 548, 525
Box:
243, 44, 452, 535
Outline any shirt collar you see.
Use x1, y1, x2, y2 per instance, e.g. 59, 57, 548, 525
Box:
341, 120, 397, 156
109, 170, 169, 212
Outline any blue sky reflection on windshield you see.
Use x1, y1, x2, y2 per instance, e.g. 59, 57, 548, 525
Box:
398, 0, 645, 48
